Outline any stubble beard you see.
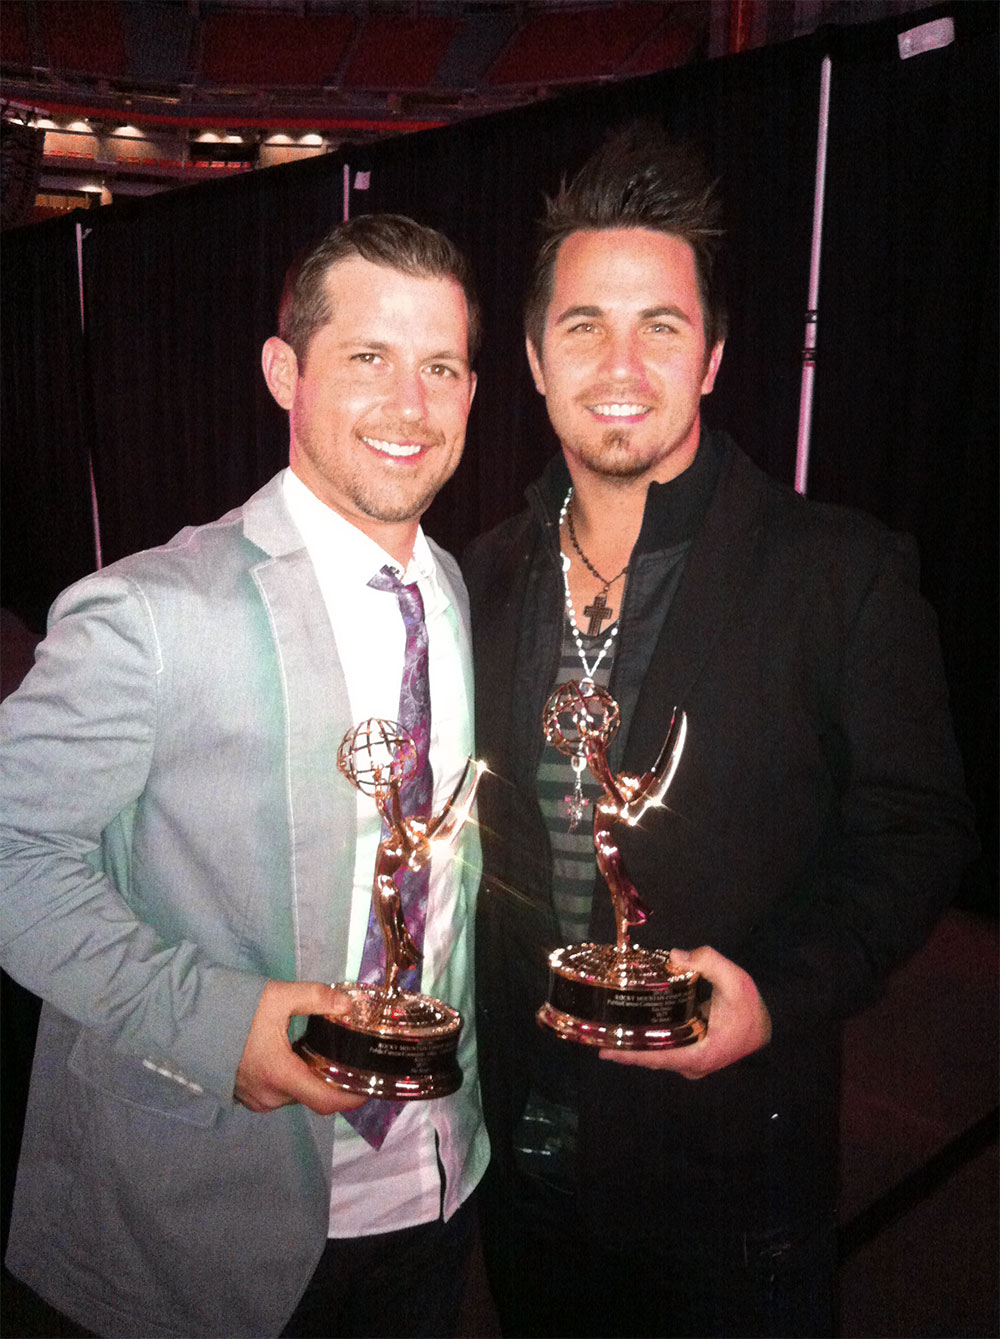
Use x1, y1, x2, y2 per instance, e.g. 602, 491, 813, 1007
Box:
343, 447, 450, 524
347, 422, 460, 524
296, 419, 456, 526
350, 472, 445, 524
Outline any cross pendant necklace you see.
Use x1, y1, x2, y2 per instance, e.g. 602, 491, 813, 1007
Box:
558, 487, 623, 689
583, 590, 613, 636
564, 488, 628, 632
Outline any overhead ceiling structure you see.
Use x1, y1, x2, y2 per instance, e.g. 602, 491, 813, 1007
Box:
0, 0, 941, 225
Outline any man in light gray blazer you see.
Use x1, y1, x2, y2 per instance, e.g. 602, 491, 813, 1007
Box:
0, 214, 488, 1339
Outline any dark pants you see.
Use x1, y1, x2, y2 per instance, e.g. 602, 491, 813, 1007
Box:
479, 1164, 836, 1339
280, 1196, 475, 1339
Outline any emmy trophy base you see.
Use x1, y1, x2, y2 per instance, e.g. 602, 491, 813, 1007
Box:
295, 983, 462, 1100
537, 944, 705, 1049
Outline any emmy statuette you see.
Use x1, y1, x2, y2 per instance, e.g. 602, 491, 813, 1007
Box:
537, 681, 705, 1050
295, 718, 483, 1099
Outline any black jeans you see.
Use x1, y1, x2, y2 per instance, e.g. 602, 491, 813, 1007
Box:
479, 1163, 836, 1339
281, 1196, 476, 1339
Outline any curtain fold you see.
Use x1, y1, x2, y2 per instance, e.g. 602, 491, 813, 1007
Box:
1, 216, 96, 630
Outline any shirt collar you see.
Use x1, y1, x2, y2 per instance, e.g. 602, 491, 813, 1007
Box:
281, 468, 440, 600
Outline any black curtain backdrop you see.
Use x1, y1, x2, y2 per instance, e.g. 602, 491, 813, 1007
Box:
809, 15, 998, 911
80, 158, 364, 564
0, 0, 996, 1256
0, 215, 96, 631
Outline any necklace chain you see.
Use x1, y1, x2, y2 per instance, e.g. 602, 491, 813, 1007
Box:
559, 486, 619, 685
565, 499, 629, 592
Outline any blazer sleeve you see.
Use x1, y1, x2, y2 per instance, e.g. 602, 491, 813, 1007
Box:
0, 573, 267, 1104
738, 530, 978, 1038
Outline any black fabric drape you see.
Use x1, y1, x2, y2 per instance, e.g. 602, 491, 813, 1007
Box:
1, 215, 96, 631
810, 10, 998, 907
81, 160, 363, 565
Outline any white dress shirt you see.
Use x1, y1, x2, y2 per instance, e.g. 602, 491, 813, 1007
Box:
282, 468, 484, 1236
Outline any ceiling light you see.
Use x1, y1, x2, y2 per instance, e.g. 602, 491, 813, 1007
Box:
299, 133, 324, 146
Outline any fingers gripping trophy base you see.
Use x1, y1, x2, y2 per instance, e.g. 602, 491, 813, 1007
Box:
295, 982, 463, 1099
537, 944, 706, 1049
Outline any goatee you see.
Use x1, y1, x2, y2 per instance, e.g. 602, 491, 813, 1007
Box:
577, 430, 652, 481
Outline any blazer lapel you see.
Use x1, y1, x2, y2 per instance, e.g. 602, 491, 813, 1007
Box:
251, 551, 355, 987
622, 446, 769, 770
242, 477, 356, 988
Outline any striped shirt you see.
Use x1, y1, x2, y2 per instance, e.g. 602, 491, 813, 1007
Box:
535, 620, 616, 944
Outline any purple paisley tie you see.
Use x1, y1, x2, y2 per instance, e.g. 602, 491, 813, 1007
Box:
345, 565, 432, 1148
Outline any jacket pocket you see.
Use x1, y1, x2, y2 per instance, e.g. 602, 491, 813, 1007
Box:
67, 1026, 222, 1128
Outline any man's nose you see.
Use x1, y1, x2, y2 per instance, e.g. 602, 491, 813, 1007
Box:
600, 328, 645, 383
389, 367, 428, 421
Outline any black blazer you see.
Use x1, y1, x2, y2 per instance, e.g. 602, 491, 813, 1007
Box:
463, 434, 976, 1253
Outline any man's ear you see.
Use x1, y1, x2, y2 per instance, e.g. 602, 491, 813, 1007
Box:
525, 335, 546, 397
261, 337, 298, 410
701, 341, 725, 396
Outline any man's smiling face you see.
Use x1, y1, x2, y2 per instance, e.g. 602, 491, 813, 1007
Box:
527, 228, 723, 487
263, 254, 475, 559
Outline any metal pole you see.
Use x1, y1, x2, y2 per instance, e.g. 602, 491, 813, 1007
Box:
728, 0, 756, 55
794, 54, 832, 496
76, 220, 103, 569
343, 162, 350, 222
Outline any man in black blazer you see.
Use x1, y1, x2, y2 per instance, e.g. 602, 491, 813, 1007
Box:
462, 125, 976, 1338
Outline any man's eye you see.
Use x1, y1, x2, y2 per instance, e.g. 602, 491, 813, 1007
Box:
352, 352, 382, 364
648, 323, 678, 335
427, 363, 457, 378
568, 322, 597, 335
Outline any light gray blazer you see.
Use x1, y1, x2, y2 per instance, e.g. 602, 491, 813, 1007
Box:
0, 473, 485, 1338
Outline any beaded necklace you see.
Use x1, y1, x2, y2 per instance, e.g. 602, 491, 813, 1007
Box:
558, 486, 621, 687
565, 499, 628, 634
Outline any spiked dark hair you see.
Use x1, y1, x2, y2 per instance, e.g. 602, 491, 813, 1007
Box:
525, 122, 728, 353
278, 213, 481, 368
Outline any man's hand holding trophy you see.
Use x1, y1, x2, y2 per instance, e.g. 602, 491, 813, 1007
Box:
295, 718, 484, 1100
